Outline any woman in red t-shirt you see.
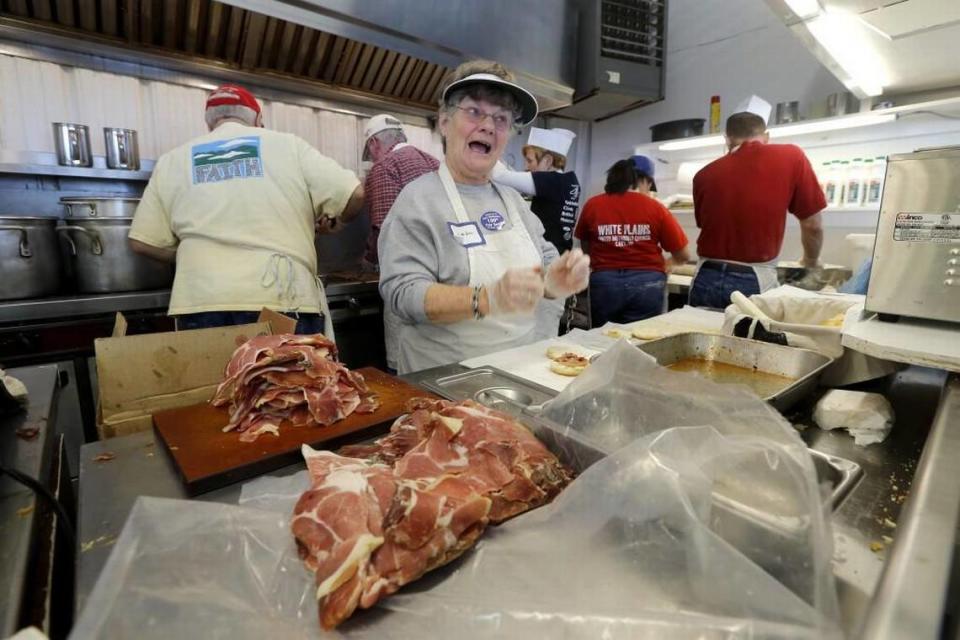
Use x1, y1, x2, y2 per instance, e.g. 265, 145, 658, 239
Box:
574, 157, 690, 326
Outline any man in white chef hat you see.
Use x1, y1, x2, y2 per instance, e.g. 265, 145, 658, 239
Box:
493, 126, 582, 337
688, 94, 826, 309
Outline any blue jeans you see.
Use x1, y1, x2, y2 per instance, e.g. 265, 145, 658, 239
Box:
175, 311, 325, 335
589, 270, 666, 327
688, 264, 760, 310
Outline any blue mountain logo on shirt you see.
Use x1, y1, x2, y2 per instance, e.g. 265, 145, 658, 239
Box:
191, 136, 263, 184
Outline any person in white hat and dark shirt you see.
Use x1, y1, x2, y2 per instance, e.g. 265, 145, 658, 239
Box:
492, 127, 582, 337
360, 113, 440, 372
689, 94, 826, 309
377, 60, 590, 374
492, 127, 581, 254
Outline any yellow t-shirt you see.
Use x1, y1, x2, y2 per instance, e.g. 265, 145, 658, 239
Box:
129, 122, 359, 315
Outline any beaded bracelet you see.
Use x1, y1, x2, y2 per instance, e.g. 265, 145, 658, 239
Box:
472, 285, 485, 320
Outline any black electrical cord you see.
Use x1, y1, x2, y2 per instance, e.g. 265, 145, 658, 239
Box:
0, 464, 76, 546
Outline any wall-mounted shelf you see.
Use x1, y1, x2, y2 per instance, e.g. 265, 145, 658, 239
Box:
637, 94, 960, 152
669, 206, 878, 214
0, 161, 152, 181
0, 151, 153, 181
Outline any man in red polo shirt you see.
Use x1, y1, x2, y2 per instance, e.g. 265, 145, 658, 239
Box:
689, 95, 825, 309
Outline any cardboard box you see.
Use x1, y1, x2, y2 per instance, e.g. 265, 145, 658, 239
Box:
94, 310, 296, 439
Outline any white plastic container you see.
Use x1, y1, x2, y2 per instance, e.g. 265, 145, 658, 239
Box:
824, 161, 843, 208
865, 156, 886, 206
844, 158, 865, 207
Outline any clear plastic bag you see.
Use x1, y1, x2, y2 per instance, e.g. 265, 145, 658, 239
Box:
72, 342, 840, 639
69, 497, 321, 640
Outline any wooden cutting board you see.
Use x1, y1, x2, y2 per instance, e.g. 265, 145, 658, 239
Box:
152, 368, 438, 495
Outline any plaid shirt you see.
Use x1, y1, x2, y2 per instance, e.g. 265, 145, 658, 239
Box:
364, 143, 440, 264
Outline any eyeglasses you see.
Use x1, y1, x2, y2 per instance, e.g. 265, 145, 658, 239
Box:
453, 105, 517, 131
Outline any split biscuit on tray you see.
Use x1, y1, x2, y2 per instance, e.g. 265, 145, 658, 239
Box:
545, 346, 590, 376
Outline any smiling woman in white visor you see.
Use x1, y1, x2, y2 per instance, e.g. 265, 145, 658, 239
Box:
377, 60, 590, 374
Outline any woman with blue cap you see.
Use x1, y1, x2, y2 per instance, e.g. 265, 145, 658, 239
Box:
574, 156, 690, 326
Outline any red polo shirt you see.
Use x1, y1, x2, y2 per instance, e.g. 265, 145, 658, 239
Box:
693, 141, 826, 263
574, 191, 687, 272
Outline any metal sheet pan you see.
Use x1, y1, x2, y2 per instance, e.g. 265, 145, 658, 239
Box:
635, 332, 834, 412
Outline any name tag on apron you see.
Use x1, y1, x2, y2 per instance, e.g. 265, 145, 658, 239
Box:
448, 221, 486, 248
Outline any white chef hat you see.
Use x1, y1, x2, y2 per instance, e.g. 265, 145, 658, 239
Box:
525, 127, 576, 158
733, 95, 772, 125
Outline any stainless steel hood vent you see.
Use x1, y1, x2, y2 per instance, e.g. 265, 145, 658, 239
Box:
0, 0, 453, 113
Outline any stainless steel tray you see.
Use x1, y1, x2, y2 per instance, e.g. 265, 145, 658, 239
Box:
408, 363, 862, 610
634, 332, 834, 412
412, 364, 859, 510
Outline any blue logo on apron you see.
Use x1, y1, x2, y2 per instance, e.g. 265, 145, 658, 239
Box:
480, 211, 506, 231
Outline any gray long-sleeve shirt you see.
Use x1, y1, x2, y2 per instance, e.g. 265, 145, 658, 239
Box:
378, 171, 560, 373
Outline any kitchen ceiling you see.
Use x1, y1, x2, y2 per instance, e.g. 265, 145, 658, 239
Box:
0, 0, 451, 112
765, 0, 960, 98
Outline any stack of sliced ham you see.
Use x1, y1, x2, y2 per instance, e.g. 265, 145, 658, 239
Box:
292, 398, 572, 629
211, 334, 379, 442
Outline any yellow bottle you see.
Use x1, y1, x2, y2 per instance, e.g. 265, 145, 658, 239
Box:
709, 95, 721, 134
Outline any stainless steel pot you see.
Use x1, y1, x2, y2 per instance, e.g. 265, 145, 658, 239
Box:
775, 101, 800, 124
104, 128, 140, 170
57, 218, 173, 293
826, 92, 858, 117
0, 217, 62, 300
53, 122, 93, 167
60, 196, 139, 218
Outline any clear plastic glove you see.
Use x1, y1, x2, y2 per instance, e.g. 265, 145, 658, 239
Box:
544, 249, 591, 299
487, 267, 545, 315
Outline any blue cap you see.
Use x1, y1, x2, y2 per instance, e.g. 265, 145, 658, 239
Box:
630, 155, 658, 192
631, 154, 655, 177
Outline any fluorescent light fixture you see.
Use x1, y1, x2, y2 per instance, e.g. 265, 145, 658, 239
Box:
783, 0, 820, 19
658, 135, 725, 151
769, 113, 896, 137
806, 10, 887, 96
657, 113, 897, 151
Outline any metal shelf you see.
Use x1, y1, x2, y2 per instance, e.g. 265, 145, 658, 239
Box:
0, 161, 152, 181
0, 151, 154, 181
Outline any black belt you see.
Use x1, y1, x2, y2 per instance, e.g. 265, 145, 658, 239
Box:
700, 260, 756, 274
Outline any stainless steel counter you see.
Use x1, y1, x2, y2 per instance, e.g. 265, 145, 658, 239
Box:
792, 366, 945, 633
0, 364, 60, 637
74, 428, 277, 616
72, 360, 958, 637
0, 280, 379, 325
0, 290, 171, 324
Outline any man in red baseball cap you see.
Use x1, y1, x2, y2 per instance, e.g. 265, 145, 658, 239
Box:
204, 84, 264, 128
129, 83, 365, 338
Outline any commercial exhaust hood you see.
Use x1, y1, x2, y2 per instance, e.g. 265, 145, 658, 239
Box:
764, 0, 960, 100
227, 0, 668, 120
218, 0, 580, 112
0, 0, 666, 120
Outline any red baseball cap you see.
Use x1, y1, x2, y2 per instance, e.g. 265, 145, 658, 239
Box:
205, 84, 261, 115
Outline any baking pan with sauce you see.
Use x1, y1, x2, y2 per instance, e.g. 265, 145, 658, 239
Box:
666, 358, 796, 398
637, 333, 833, 412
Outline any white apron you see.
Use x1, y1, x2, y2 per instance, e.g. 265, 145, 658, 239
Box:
401, 163, 542, 364
260, 252, 335, 342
